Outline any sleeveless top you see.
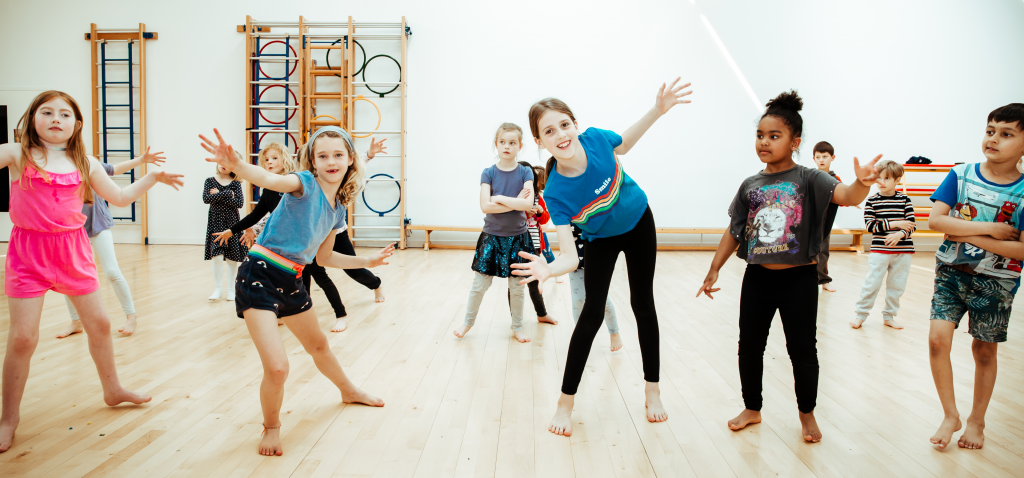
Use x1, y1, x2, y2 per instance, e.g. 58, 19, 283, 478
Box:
10, 167, 87, 233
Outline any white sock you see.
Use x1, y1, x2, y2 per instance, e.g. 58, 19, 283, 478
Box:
209, 256, 224, 300
225, 260, 239, 301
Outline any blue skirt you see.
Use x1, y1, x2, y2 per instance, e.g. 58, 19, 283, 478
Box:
471, 231, 533, 278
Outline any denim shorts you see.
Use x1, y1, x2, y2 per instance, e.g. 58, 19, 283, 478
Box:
930, 264, 1014, 343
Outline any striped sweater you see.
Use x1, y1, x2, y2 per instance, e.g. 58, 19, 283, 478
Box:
864, 192, 915, 253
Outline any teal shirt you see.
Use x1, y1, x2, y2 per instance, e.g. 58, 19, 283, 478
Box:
257, 170, 348, 264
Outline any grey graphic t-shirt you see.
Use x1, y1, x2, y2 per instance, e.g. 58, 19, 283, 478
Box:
728, 165, 840, 265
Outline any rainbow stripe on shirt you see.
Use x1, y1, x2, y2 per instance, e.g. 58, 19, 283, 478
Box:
249, 244, 305, 277
571, 157, 623, 226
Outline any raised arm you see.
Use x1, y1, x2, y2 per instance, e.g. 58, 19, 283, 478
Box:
615, 78, 692, 155
832, 155, 882, 206
90, 157, 183, 207
929, 201, 1020, 240
200, 128, 301, 194
112, 147, 166, 175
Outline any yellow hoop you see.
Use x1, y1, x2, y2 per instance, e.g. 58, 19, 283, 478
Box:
351, 95, 381, 138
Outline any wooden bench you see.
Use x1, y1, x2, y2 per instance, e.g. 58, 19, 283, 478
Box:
406, 225, 869, 252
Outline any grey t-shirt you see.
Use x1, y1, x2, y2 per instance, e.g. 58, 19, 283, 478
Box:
83, 163, 116, 238
481, 164, 534, 237
728, 164, 840, 264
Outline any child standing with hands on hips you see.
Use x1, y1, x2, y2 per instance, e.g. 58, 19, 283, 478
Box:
697, 91, 880, 443
200, 126, 391, 457
0, 91, 183, 453
454, 123, 536, 343
512, 78, 693, 436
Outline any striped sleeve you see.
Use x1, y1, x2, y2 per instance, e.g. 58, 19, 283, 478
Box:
863, 196, 885, 233
902, 196, 916, 239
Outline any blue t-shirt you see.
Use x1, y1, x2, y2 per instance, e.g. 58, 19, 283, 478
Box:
257, 170, 348, 264
931, 163, 1024, 292
544, 127, 649, 240
480, 163, 533, 237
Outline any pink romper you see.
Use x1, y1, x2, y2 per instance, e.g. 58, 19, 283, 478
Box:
5, 167, 99, 298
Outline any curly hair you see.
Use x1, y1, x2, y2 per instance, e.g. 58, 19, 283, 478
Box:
298, 130, 365, 207
257, 142, 298, 175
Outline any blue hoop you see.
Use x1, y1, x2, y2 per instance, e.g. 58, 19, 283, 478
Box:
362, 173, 401, 216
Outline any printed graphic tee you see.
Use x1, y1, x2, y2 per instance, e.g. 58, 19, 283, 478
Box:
931, 163, 1024, 292
545, 127, 649, 241
728, 165, 840, 264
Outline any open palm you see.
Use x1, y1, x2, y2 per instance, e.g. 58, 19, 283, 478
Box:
655, 77, 693, 115
199, 129, 241, 171
853, 154, 883, 186
140, 146, 166, 166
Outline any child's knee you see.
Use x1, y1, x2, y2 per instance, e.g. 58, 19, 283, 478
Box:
10, 331, 39, 355
971, 340, 998, 366
266, 362, 290, 383
306, 334, 331, 356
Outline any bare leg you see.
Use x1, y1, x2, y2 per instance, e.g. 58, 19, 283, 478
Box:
1, 296, 44, 452
929, 320, 961, 449
960, 339, 998, 449
244, 309, 289, 456
548, 393, 574, 436
283, 309, 384, 407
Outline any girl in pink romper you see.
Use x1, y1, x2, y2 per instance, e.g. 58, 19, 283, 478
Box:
0, 91, 183, 453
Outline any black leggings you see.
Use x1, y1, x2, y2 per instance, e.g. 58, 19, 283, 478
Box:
301, 229, 382, 318
561, 206, 659, 395
738, 264, 819, 414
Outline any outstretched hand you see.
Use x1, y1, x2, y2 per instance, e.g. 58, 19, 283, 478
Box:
212, 230, 233, 246
241, 228, 257, 247
511, 251, 550, 289
655, 77, 693, 115
140, 146, 166, 166
199, 129, 242, 171
853, 154, 882, 186
696, 270, 721, 299
367, 136, 388, 159
367, 243, 396, 268
152, 171, 184, 190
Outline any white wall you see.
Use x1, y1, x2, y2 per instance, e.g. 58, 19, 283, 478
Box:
1, 0, 1022, 246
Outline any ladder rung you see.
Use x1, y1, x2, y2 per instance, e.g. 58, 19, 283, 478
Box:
309, 45, 345, 50
95, 62, 139, 66
249, 129, 300, 133
352, 131, 401, 134
250, 80, 300, 85
98, 131, 140, 135
310, 94, 344, 99
104, 81, 131, 85
250, 56, 300, 62
105, 127, 132, 130
96, 85, 139, 88
248, 105, 301, 109
344, 94, 400, 98
310, 70, 345, 76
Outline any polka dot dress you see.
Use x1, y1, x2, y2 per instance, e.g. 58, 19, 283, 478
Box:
204, 177, 248, 261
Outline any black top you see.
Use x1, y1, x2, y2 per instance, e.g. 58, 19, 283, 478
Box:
229, 189, 284, 235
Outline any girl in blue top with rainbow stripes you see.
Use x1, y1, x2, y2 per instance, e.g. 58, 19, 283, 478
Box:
512, 79, 692, 437
200, 127, 393, 457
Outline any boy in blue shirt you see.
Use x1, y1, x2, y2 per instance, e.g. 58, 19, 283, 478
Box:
927, 103, 1024, 450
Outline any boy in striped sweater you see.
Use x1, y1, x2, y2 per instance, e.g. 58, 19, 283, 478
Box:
851, 160, 915, 329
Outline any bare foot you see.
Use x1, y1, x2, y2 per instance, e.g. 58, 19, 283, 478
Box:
799, 411, 822, 443
103, 388, 153, 406
56, 321, 84, 339
537, 315, 558, 325
610, 333, 624, 352
850, 318, 865, 329
883, 319, 904, 330
118, 315, 138, 336
548, 393, 574, 436
513, 330, 531, 343
331, 318, 348, 333
728, 409, 761, 431
374, 287, 385, 303
822, 283, 836, 292
645, 382, 668, 422
930, 415, 961, 449
0, 418, 17, 453
958, 419, 985, 449
259, 426, 283, 456
453, 325, 471, 338
341, 387, 385, 407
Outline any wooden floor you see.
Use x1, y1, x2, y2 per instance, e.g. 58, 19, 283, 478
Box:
1, 245, 1023, 477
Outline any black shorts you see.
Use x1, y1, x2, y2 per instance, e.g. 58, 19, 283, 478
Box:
234, 253, 312, 319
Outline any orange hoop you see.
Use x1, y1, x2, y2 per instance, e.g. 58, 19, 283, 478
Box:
351, 95, 381, 138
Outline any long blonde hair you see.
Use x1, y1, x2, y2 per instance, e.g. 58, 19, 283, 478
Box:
297, 130, 365, 207
16, 90, 93, 204
258, 142, 298, 175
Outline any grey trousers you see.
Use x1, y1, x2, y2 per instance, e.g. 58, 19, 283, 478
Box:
464, 272, 525, 331
568, 269, 619, 335
854, 253, 913, 320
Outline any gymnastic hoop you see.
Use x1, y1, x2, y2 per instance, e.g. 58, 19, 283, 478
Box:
257, 41, 299, 79
362, 173, 401, 215
362, 54, 401, 96
257, 85, 299, 125
325, 39, 367, 78
257, 128, 299, 154
350, 96, 381, 138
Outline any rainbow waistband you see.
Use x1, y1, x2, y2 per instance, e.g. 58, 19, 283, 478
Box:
249, 245, 305, 277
